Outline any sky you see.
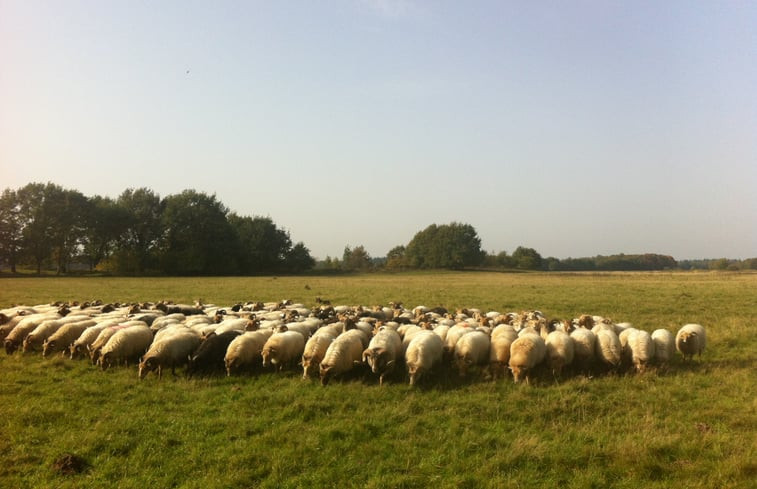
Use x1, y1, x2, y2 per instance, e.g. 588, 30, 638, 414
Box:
1, 0, 755, 260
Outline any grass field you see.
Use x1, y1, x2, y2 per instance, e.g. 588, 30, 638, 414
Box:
1, 272, 755, 488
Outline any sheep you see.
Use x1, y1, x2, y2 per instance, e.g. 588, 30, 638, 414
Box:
569, 327, 597, 374
544, 330, 575, 378
627, 329, 656, 373
595, 329, 622, 372
0, 315, 27, 343
69, 320, 121, 359
651, 329, 674, 366
404, 330, 444, 386
675, 323, 706, 361
186, 331, 243, 377
276, 322, 311, 340
489, 327, 518, 379
302, 332, 336, 379
319, 330, 366, 386
453, 330, 490, 378
4, 313, 61, 354
224, 330, 272, 376
443, 323, 475, 360
508, 332, 546, 385
23, 316, 89, 353
362, 328, 402, 386
139, 330, 201, 379
99, 325, 154, 370
618, 327, 639, 370
88, 321, 146, 365
42, 319, 96, 358
261, 331, 306, 372
214, 318, 250, 336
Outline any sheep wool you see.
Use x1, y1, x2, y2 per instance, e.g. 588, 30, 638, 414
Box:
508, 333, 546, 384
319, 330, 365, 386
405, 330, 444, 386
676, 324, 706, 361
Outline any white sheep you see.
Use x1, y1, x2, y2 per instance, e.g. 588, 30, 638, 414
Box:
4, 313, 61, 354
489, 327, 518, 380
42, 319, 96, 358
88, 321, 146, 365
99, 325, 154, 370
569, 327, 597, 374
544, 330, 575, 378
362, 328, 402, 386
453, 330, 490, 378
404, 330, 444, 386
628, 329, 656, 373
261, 330, 306, 371
139, 330, 201, 379
319, 329, 366, 385
675, 323, 706, 361
69, 319, 121, 359
224, 330, 272, 376
618, 327, 640, 369
651, 329, 674, 366
443, 323, 475, 360
302, 331, 336, 379
508, 332, 546, 384
595, 329, 622, 372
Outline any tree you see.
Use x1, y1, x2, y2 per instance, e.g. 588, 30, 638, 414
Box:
284, 242, 315, 273
16, 183, 58, 274
0, 189, 22, 273
80, 195, 128, 271
47, 187, 89, 274
342, 245, 372, 271
512, 246, 543, 270
160, 190, 238, 275
385, 245, 407, 269
229, 214, 292, 274
116, 188, 164, 273
405, 222, 485, 269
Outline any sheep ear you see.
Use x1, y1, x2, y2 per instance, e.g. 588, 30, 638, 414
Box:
353, 360, 363, 366
385, 360, 395, 367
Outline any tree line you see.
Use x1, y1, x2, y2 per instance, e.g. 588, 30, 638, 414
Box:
0, 183, 314, 275
2, 183, 754, 275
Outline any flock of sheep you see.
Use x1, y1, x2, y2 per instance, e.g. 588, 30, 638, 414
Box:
0, 300, 707, 386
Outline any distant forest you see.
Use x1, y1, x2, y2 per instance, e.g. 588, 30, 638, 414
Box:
1, 183, 755, 275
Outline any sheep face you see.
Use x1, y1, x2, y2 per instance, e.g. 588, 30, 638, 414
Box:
42, 340, 56, 358
261, 347, 276, 368
5, 339, 19, 355
510, 364, 529, 384
319, 365, 333, 386
408, 365, 422, 386
139, 358, 156, 379
100, 352, 112, 371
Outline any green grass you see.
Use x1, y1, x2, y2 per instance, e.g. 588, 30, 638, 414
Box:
1, 272, 755, 488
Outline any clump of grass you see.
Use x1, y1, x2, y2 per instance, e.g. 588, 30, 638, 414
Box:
1, 272, 755, 488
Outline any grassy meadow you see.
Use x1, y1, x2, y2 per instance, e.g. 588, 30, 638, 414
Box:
0, 271, 755, 488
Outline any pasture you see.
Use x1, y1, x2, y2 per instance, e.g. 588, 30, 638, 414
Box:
1, 272, 755, 488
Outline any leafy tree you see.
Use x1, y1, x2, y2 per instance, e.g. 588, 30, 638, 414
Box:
160, 190, 238, 275
284, 242, 315, 273
80, 196, 128, 271
0, 189, 22, 273
342, 245, 372, 271
47, 187, 89, 274
385, 245, 407, 269
229, 214, 292, 274
16, 183, 57, 274
512, 246, 543, 270
405, 222, 484, 269
116, 188, 164, 273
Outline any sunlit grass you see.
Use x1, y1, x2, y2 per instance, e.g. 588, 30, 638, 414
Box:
0, 271, 755, 488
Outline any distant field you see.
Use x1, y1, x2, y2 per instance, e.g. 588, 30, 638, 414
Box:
1, 272, 755, 488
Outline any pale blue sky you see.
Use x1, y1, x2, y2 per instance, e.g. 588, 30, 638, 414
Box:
1, 1, 755, 260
